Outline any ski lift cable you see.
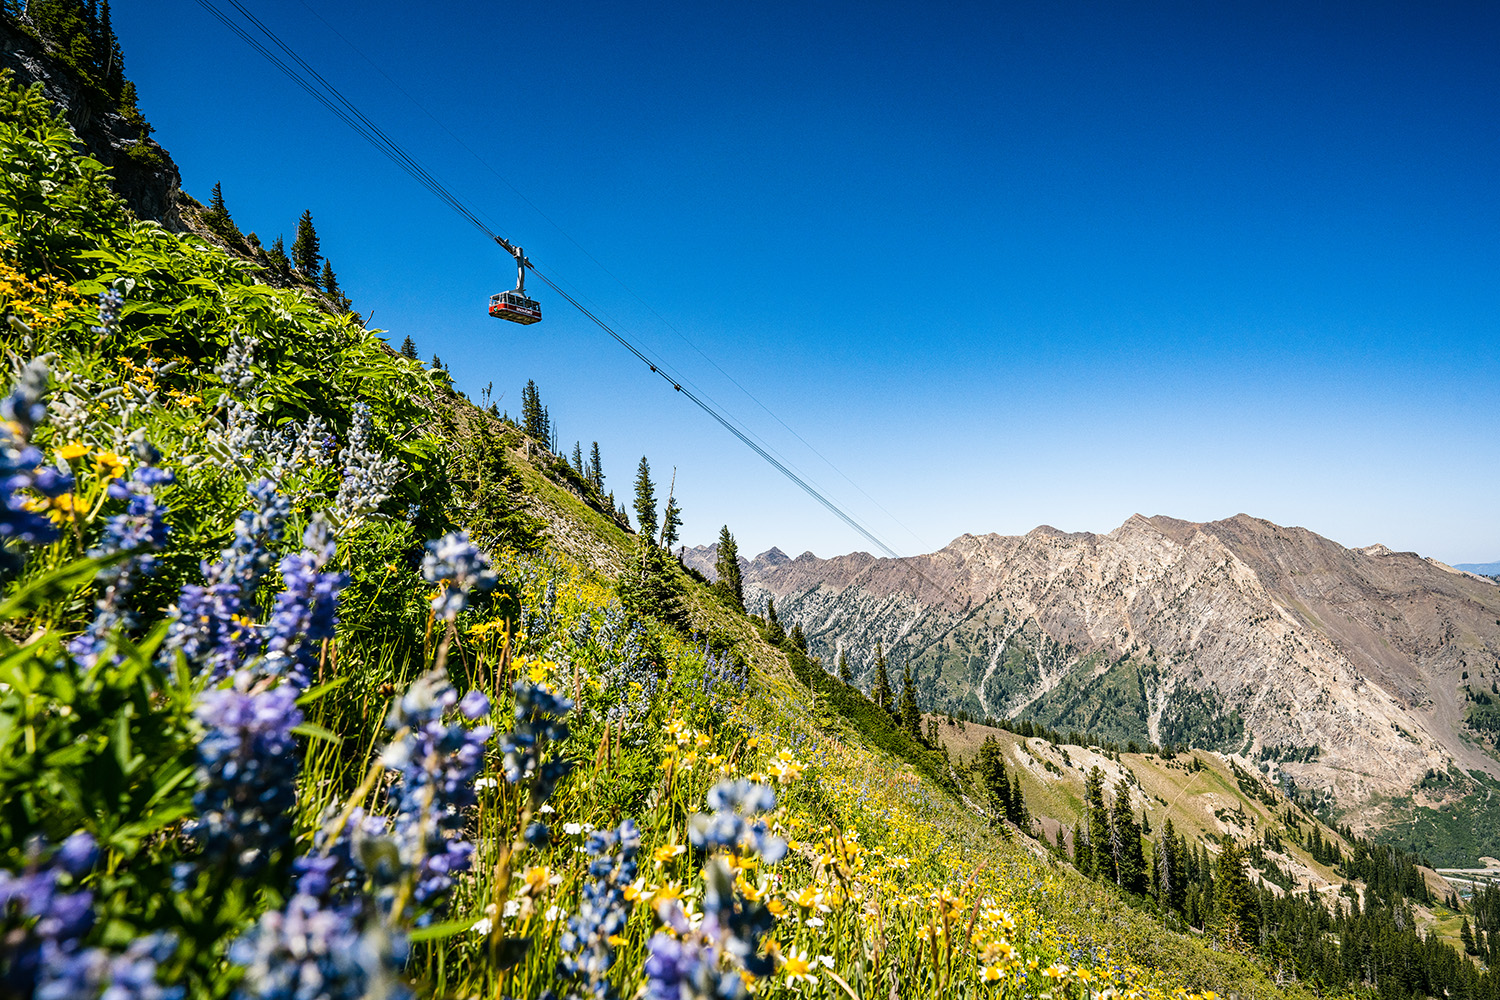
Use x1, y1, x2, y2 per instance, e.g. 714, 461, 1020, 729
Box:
191, 0, 906, 561
530, 269, 899, 559
289, 0, 933, 554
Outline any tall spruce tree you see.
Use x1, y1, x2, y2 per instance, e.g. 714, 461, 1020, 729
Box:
571, 442, 585, 476
587, 442, 605, 493
521, 380, 547, 441
632, 457, 657, 542
400, 335, 418, 360
1212, 839, 1259, 947
837, 649, 852, 683
659, 469, 682, 549
899, 661, 920, 736
714, 526, 743, 610
268, 234, 292, 276
1111, 779, 1148, 894
1085, 766, 1115, 883
320, 259, 340, 298
763, 598, 785, 644
291, 210, 320, 276
872, 641, 893, 714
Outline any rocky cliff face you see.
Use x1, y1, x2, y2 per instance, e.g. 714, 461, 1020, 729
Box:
683, 514, 1500, 826
2, 16, 185, 230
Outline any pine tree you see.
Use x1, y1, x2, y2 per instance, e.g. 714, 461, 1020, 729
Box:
633, 457, 657, 542
268, 234, 292, 276
521, 380, 547, 442
400, 336, 418, 360
320, 259, 340, 298
1111, 779, 1147, 894
99, 0, 124, 95
291, 210, 320, 276
1462, 917, 1477, 955
838, 649, 852, 683
899, 661, 920, 736
1212, 839, 1259, 947
788, 623, 808, 654
763, 598, 785, 645
430, 354, 443, 371
588, 442, 605, 493
713, 526, 743, 610
872, 641, 893, 714
1072, 822, 1092, 875
659, 469, 682, 549
1085, 766, 1115, 883
203, 181, 237, 239
571, 442, 585, 476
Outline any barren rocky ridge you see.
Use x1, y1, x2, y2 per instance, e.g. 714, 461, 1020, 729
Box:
684, 514, 1500, 826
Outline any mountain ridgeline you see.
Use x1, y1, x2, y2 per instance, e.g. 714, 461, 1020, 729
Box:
684, 514, 1500, 864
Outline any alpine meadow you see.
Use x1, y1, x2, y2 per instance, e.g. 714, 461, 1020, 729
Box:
1, 4, 1499, 1000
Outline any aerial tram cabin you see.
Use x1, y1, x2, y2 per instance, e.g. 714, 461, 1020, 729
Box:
490, 238, 541, 325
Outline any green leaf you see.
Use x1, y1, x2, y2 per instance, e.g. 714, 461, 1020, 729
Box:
290, 721, 342, 745
0, 553, 120, 620
295, 676, 348, 706
408, 917, 484, 943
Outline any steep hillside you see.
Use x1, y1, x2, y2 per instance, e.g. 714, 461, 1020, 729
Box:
684, 514, 1500, 862
0, 59, 1345, 999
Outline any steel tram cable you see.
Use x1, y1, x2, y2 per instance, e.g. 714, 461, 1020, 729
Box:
290, 0, 934, 554
529, 268, 900, 559
191, 0, 910, 563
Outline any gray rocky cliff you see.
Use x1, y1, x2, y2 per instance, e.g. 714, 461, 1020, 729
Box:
2, 15, 185, 230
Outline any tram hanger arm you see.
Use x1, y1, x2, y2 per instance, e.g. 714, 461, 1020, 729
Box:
494, 236, 533, 269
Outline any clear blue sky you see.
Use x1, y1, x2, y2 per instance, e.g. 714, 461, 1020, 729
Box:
114, 1, 1499, 564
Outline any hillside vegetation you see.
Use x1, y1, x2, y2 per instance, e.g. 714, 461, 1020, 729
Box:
0, 69, 1345, 1000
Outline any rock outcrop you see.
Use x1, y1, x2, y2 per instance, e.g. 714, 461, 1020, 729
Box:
2, 16, 185, 230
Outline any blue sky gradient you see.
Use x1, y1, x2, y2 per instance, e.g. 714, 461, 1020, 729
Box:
113, 1, 1499, 562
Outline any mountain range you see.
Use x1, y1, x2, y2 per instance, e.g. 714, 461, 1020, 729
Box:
684, 514, 1500, 860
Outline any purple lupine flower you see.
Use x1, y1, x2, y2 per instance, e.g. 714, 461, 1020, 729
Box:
184, 685, 302, 877
688, 781, 786, 863
166, 480, 289, 679
499, 682, 573, 808
230, 894, 410, 1000
420, 531, 496, 620
0, 361, 69, 566
261, 519, 346, 689
69, 462, 173, 669
332, 404, 402, 527
89, 289, 124, 338
643, 933, 718, 1000
35, 932, 181, 1000
381, 672, 493, 919
556, 820, 640, 1000
0, 837, 98, 998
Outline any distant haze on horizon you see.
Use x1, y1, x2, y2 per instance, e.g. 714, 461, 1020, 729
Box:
115, 1, 1499, 568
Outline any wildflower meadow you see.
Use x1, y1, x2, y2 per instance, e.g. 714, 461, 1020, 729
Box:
0, 71, 1299, 999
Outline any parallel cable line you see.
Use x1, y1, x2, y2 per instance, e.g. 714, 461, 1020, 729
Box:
191, 0, 906, 562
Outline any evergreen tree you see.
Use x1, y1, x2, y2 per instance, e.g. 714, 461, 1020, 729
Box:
1212, 839, 1259, 948
400, 335, 418, 360
632, 457, 657, 542
268, 234, 292, 276
291, 210, 320, 276
1072, 822, 1092, 875
202, 181, 239, 241
899, 661, 920, 736
521, 380, 547, 441
659, 471, 682, 549
713, 526, 743, 610
837, 649, 852, 683
99, 0, 123, 95
430, 354, 443, 371
788, 623, 808, 654
1111, 779, 1148, 894
1085, 766, 1115, 883
872, 641, 893, 714
320, 259, 340, 298
571, 442, 585, 476
1462, 917, 1477, 955
588, 442, 605, 493
763, 598, 785, 645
